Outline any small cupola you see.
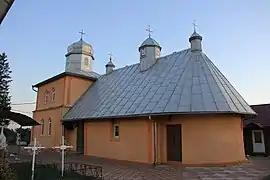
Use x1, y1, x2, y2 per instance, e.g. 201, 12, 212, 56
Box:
138, 25, 162, 71
189, 23, 203, 52
65, 30, 95, 73
105, 54, 115, 74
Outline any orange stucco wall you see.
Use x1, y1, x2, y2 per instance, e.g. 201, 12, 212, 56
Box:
35, 78, 65, 110
32, 75, 93, 149
64, 128, 77, 151
83, 114, 245, 165
32, 108, 62, 147
156, 114, 245, 165
84, 118, 151, 163
63, 75, 93, 106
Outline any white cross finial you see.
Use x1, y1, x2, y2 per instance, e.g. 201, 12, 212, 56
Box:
193, 20, 197, 32
79, 29, 86, 40
108, 52, 113, 61
24, 138, 46, 180
146, 25, 153, 37
52, 136, 73, 177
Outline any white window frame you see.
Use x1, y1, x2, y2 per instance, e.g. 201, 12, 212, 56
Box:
141, 47, 146, 56
40, 119, 44, 136
44, 90, 49, 104
113, 124, 119, 138
155, 48, 160, 57
51, 88, 56, 102
84, 57, 89, 66
48, 118, 52, 136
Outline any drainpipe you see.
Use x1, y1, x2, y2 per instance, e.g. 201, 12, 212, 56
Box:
149, 115, 158, 166
31, 85, 37, 142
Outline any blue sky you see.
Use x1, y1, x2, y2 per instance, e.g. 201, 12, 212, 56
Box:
0, 0, 270, 117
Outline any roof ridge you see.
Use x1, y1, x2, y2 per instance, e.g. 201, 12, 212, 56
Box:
101, 49, 190, 76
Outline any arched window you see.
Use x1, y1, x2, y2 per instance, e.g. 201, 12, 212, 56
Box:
48, 118, 52, 136
141, 48, 146, 56
44, 90, 49, 104
51, 88, 56, 102
41, 119, 44, 136
84, 57, 89, 66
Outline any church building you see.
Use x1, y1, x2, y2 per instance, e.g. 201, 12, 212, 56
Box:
31, 27, 256, 166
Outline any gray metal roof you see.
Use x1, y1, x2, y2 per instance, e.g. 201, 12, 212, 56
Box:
66, 68, 100, 79
189, 31, 203, 42
105, 61, 115, 67
63, 49, 256, 121
139, 37, 161, 49
71, 39, 92, 47
190, 32, 201, 38
105, 58, 115, 67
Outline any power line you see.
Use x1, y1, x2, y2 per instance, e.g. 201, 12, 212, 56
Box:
11, 102, 36, 105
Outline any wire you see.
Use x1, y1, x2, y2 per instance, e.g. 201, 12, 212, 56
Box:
11, 102, 36, 105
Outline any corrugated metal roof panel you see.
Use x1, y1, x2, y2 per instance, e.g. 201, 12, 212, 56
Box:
63, 49, 256, 121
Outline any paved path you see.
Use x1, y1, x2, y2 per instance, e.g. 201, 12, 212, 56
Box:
7, 146, 270, 180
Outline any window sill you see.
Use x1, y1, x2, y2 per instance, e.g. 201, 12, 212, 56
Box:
111, 137, 120, 142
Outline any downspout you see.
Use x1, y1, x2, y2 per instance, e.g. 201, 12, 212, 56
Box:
149, 115, 158, 166
31, 85, 38, 142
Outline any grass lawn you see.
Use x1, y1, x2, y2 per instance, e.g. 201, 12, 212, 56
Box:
10, 162, 97, 180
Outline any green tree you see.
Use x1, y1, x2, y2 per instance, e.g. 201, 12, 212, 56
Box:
0, 53, 15, 180
0, 53, 12, 124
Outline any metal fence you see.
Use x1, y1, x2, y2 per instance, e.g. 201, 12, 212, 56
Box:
10, 161, 103, 180
62, 162, 103, 179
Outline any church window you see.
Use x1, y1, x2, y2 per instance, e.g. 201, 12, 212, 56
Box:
141, 48, 146, 56
41, 119, 44, 136
84, 57, 89, 66
155, 49, 160, 57
44, 90, 49, 104
51, 88, 56, 102
113, 123, 119, 138
48, 118, 52, 136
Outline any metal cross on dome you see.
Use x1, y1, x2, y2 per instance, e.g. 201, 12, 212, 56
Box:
108, 52, 113, 61
193, 20, 197, 32
79, 29, 86, 40
146, 25, 153, 37
52, 136, 73, 177
24, 138, 46, 180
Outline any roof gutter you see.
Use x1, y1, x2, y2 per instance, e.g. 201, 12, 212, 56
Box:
62, 111, 256, 122
32, 85, 38, 92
